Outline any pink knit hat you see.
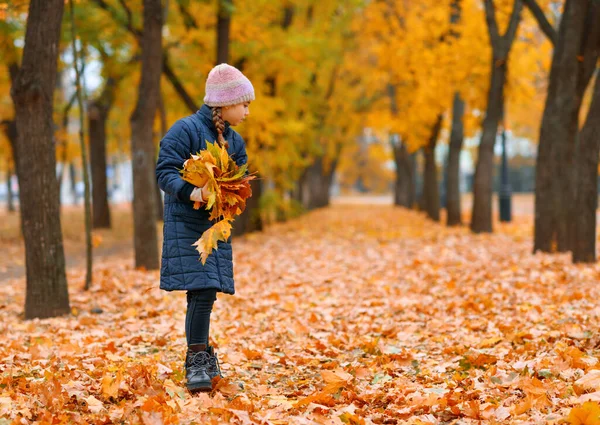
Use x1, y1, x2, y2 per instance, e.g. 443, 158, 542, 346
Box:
203, 63, 255, 107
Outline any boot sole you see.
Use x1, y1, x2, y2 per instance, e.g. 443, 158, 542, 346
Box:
187, 382, 213, 393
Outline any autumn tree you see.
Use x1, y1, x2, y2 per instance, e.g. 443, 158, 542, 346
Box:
470, 0, 522, 233
533, 0, 600, 254
572, 75, 600, 263
130, 0, 162, 269
11, 0, 70, 319
0, 19, 23, 213
217, 0, 232, 64
445, 0, 465, 226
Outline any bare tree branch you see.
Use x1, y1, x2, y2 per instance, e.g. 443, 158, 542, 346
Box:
91, 0, 142, 39
91, 0, 199, 113
523, 0, 557, 45
577, 3, 600, 97
484, 0, 501, 47
162, 55, 199, 112
176, 0, 198, 29
503, 0, 524, 47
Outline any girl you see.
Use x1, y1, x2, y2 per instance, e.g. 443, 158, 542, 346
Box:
155, 63, 254, 393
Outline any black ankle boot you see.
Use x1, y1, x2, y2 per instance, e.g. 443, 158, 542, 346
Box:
205, 345, 223, 380
185, 344, 213, 393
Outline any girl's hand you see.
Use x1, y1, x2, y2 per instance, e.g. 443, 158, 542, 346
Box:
190, 183, 212, 203
201, 183, 212, 201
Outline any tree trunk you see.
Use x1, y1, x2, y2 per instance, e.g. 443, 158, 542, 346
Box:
6, 165, 15, 212
232, 176, 263, 236
417, 148, 426, 212
88, 80, 116, 229
130, 0, 162, 270
156, 90, 167, 221
446, 93, 465, 226
471, 62, 505, 233
2, 120, 18, 212
572, 76, 600, 263
301, 156, 335, 210
10, 0, 69, 319
69, 161, 78, 203
69, 0, 93, 290
57, 92, 76, 206
471, 0, 522, 233
534, 0, 599, 252
424, 115, 443, 222
392, 137, 415, 208
216, 1, 231, 64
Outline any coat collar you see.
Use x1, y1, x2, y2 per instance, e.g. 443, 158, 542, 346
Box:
197, 104, 231, 137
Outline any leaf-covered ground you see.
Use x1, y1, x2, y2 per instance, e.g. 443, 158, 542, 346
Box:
1, 204, 600, 424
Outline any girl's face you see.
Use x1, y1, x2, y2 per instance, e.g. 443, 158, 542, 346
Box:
222, 102, 250, 126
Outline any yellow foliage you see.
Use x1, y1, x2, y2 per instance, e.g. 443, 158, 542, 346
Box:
568, 402, 600, 425
180, 141, 255, 264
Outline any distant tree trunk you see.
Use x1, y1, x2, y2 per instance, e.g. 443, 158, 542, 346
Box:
232, 176, 263, 236
1, 120, 18, 212
392, 137, 415, 208
216, 0, 231, 64
424, 115, 443, 222
88, 78, 117, 229
130, 0, 162, 270
69, 161, 78, 204
417, 148, 426, 212
69, 0, 93, 290
6, 165, 15, 212
301, 156, 336, 210
572, 76, 600, 263
57, 92, 76, 206
534, 0, 600, 252
10, 0, 69, 319
471, 0, 522, 233
446, 93, 465, 226
155, 90, 167, 221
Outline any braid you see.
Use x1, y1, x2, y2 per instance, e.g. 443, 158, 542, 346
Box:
211, 107, 229, 149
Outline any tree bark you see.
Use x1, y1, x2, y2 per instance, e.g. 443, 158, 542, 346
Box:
1, 120, 18, 212
446, 93, 465, 226
534, 0, 600, 252
572, 76, 600, 263
69, 161, 78, 203
216, 1, 231, 64
130, 0, 162, 270
69, 0, 93, 290
10, 0, 70, 319
88, 78, 117, 229
301, 156, 336, 210
156, 90, 167, 221
471, 0, 522, 233
424, 115, 443, 222
471, 62, 506, 233
57, 92, 76, 205
392, 136, 415, 208
6, 165, 15, 212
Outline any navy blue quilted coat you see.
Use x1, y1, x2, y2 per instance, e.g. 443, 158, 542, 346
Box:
156, 104, 248, 294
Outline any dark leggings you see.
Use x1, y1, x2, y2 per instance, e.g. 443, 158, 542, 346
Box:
185, 289, 217, 346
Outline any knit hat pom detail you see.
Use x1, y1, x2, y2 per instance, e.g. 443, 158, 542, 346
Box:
203, 63, 255, 107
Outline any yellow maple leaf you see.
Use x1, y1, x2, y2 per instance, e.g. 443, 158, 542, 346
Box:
192, 218, 233, 265
568, 402, 600, 425
101, 371, 121, 399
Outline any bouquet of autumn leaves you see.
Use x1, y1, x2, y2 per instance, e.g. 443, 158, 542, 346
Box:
180, 141, 255, 264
